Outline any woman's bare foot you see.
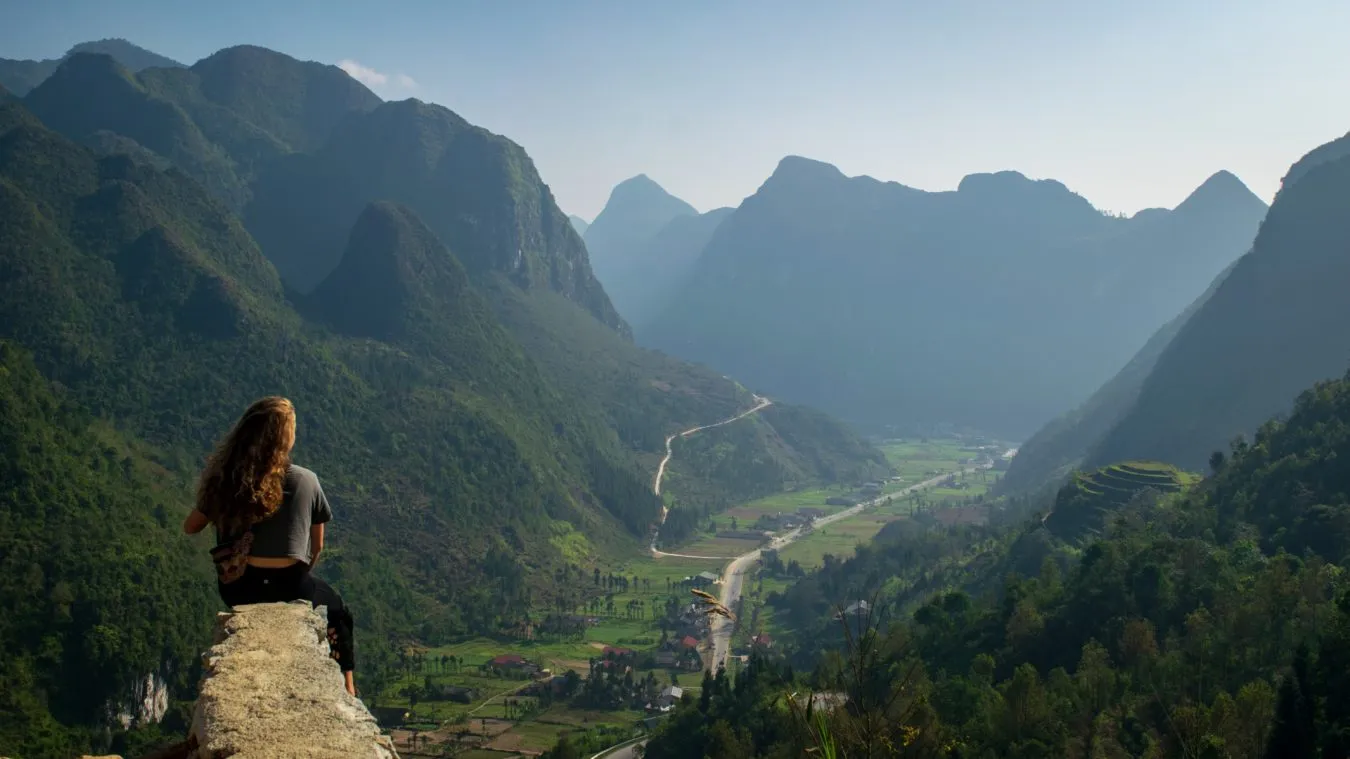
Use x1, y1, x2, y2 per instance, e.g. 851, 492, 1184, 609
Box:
344, 671, 356, 697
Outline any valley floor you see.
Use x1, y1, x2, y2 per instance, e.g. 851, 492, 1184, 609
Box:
373, 436, 1007, 757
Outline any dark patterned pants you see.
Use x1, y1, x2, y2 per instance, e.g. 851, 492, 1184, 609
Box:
218, 562, 356, 672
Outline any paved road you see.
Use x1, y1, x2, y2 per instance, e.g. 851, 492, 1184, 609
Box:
591, 736, 645, 759
706, 465, 988, 671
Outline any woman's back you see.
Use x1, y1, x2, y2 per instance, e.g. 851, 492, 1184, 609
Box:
219, 464, 332, 564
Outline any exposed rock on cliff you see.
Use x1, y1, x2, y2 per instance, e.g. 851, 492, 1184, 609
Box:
191, 602, 398, 758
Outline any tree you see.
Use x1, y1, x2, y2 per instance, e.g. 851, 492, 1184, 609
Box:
1264, 670, 1315, 759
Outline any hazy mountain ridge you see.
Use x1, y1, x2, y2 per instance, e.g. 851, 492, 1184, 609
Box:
1000, 259, 1238, 493
1085, 139, 1350, 470
0, 38, 183, 96
641, 155, 1267, 438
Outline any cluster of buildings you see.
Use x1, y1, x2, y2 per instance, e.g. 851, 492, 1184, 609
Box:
752, 507, 826, 531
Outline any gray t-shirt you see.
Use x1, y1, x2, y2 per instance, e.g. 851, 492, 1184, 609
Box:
217, 464, 332, 563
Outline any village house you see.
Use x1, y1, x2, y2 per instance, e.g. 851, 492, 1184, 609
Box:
686, 571, 720, 589
434, 685, 479, 704
834, 601, 871, 621
486, 653, 540, 677
750, 633, 774, 649
650, 685, 684, 712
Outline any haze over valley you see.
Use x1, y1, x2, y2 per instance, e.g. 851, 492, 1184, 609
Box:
4, 4, 1350, 757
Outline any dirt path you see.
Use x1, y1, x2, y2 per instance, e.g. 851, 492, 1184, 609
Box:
648, 393, 772, 558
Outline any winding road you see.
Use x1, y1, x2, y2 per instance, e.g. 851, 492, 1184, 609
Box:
597, 411, 991, 758
648, 393, 772, 558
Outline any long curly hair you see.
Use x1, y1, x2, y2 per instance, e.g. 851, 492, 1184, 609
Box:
196, 396, 296, 534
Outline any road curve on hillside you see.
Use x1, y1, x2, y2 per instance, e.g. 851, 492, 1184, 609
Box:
648, 394, 772, 559
653, 394, 772, 496
706, 465, 988, 671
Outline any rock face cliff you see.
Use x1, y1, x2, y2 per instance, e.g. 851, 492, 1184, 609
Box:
191, 602, 398, 758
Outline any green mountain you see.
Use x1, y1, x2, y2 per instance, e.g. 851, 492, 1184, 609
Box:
641, 156, 1267, 439
0, 38, 183, 96
569, 214, 589, 236
21, 48, 381, 213
1000, 260, 1236, 493
23, 53, 250, 209
1085, 132, 1350, 471
0, 45, 889, 753
245, 97, 625, 332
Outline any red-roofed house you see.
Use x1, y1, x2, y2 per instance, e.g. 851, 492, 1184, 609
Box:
751, 633, 774, 649
681, 635, 700, 650
487, 654, 539, 676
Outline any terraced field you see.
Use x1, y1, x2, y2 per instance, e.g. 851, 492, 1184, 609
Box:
1046, 460, 1199, 542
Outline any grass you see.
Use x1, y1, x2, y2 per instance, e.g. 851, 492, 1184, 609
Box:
706, 486, 851, 530
673, 534, 765, 557
776, 518, 895, 570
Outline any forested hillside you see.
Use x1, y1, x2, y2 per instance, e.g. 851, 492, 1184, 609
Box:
646, 368, 1350, 757
0, 343, 215, 758
0, 43, 888, 755
642, 156, 1266, 438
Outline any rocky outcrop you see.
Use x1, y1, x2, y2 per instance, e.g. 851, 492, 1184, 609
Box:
191, 601, 398, 759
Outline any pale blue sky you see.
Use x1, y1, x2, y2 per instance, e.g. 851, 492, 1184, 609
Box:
4, 0, 1349, 219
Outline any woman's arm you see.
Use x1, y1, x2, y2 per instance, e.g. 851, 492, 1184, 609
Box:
309, 522, 325, 567
183, 509, 210, 535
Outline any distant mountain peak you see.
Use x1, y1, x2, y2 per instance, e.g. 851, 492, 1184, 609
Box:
957, 170, 1069, 196
64, 39, 184, 70
33, 52, 140, 96
767, 155, 848, 186
606, 173, 689, 207
1174, 170, 1266, 216
593, 174, 696, 221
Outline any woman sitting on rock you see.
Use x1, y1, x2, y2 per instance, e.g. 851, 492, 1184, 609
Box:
183, 396, 357, 696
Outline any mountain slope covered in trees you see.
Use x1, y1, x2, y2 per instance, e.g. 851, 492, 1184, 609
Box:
642, 156, 1267, 438
0, 342, 215, 759
645, 365, 1350, 758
